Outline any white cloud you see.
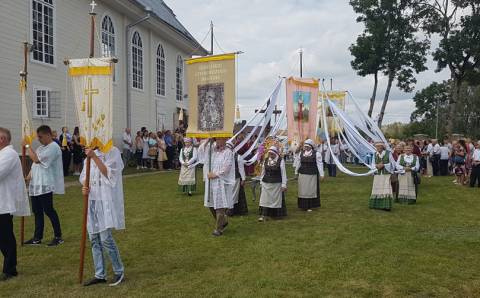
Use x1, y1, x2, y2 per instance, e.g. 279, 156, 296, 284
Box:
167, 0, 450, 124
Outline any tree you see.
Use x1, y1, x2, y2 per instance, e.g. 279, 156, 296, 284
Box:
350, 0, 429, 128
420, 0, 480, 135
410, 80, 480, 139
410, 81, 450, 138
349, 33, 385, 117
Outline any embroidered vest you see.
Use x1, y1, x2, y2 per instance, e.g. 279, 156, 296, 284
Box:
375, 151, 390, 175
298, 150, 318, 175
262, 158, 282, 183
400, 155, 417, 172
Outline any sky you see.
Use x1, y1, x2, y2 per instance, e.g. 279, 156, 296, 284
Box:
166, 0, 450, 124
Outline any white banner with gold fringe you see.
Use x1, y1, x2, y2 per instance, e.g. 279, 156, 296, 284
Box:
68, 58, 113, 152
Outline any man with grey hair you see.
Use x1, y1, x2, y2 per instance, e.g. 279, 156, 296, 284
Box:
0, 128, 31, 281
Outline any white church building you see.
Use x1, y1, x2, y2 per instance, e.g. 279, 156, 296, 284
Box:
0, 0, 208, 149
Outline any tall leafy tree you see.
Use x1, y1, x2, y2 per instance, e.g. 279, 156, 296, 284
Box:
350, 0, 429, 128
420, 0, 480, 135
349, 33, 385, 117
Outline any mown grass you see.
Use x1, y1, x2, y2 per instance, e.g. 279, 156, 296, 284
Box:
3, 166, 480, 297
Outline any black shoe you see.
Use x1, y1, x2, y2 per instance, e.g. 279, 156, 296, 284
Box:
83, 277, 107, 287
109, 273, 125, 287
24, 238, 41, 245
0, 273, 17, 281
47, 237, 64, 247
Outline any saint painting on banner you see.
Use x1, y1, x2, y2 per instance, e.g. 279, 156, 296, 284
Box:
186, 53, 236, 138
198, 83, 224, 131
293, 91, 311, 123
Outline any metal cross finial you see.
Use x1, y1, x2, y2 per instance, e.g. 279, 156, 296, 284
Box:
89, 0, 97, 14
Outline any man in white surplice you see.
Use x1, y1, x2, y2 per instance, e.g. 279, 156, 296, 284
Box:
198, 138, 235, 237
80, 146, 125, 287
24, 125, 64, 247
0, 128, 30, 281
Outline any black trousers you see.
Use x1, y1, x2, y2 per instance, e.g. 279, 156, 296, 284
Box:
61, 149, 71, 176
327, 164, 337, 177
431, 155, 440, 176
471, 165, 480, 187
439, 159, 449, 176
165, 146, 174, 169
0, 214, 17, 276
31, 192, 62, 240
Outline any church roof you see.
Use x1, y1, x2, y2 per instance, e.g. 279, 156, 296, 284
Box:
134, 0, 208, 55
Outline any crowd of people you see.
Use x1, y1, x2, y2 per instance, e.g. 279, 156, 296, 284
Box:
1, 122, 479, 285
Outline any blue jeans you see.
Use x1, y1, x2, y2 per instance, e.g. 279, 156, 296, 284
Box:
89, 229, 124, 279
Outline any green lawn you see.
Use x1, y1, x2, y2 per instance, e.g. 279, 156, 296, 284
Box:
3, 166, 480, 297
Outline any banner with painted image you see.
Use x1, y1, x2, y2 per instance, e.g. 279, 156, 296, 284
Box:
186, 53, 236, 138
286, 77, 319, 145
68, 58, 113, 153
317, 91, 346, 139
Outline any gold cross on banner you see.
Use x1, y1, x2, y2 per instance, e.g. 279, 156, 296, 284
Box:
84, 78, 99, 118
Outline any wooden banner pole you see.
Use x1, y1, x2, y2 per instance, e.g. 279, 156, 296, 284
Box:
79, 2, 96, 284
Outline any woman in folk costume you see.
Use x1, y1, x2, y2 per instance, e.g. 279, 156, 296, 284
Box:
226, 140, 248, 216
0, 128, 31, 281
198, 138, 235, 237
369, 141, 397, 211
294, 139, 325, 212
178, 138, 198, 196
258, 146, 287, 222
395, 145, 420, 204
81, 146, 126, 287
390, 143, 404, 200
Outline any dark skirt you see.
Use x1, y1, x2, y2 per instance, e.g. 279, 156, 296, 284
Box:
231, 186, 248, 216
259, 195, 287, 218
298, 197, 320, 210
298, 174, 320, 210
72, 144, 84, 164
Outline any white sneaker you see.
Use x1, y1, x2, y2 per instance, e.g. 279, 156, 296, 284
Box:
258, 216, 264, 222
307, 209, 313, 212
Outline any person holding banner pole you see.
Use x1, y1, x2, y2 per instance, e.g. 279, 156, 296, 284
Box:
199, 138, 235, 236
294, 139, 324, 212
24, 125, 65, 246
81, 146, 125, 287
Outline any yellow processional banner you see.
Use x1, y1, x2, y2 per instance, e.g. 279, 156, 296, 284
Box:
68, 58, 113, 153
317, 91, 346, 138
186, 53, 236, 138
20, 78, 34, 145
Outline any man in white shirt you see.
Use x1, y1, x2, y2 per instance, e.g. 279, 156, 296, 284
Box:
0, 128, 30, 281
470, 141, 480, 188
325, 138, 340, 177
439, 142, 450, 176
24, 125, 65, 247
429, 139, 441, 176
122, 128, 132, 167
